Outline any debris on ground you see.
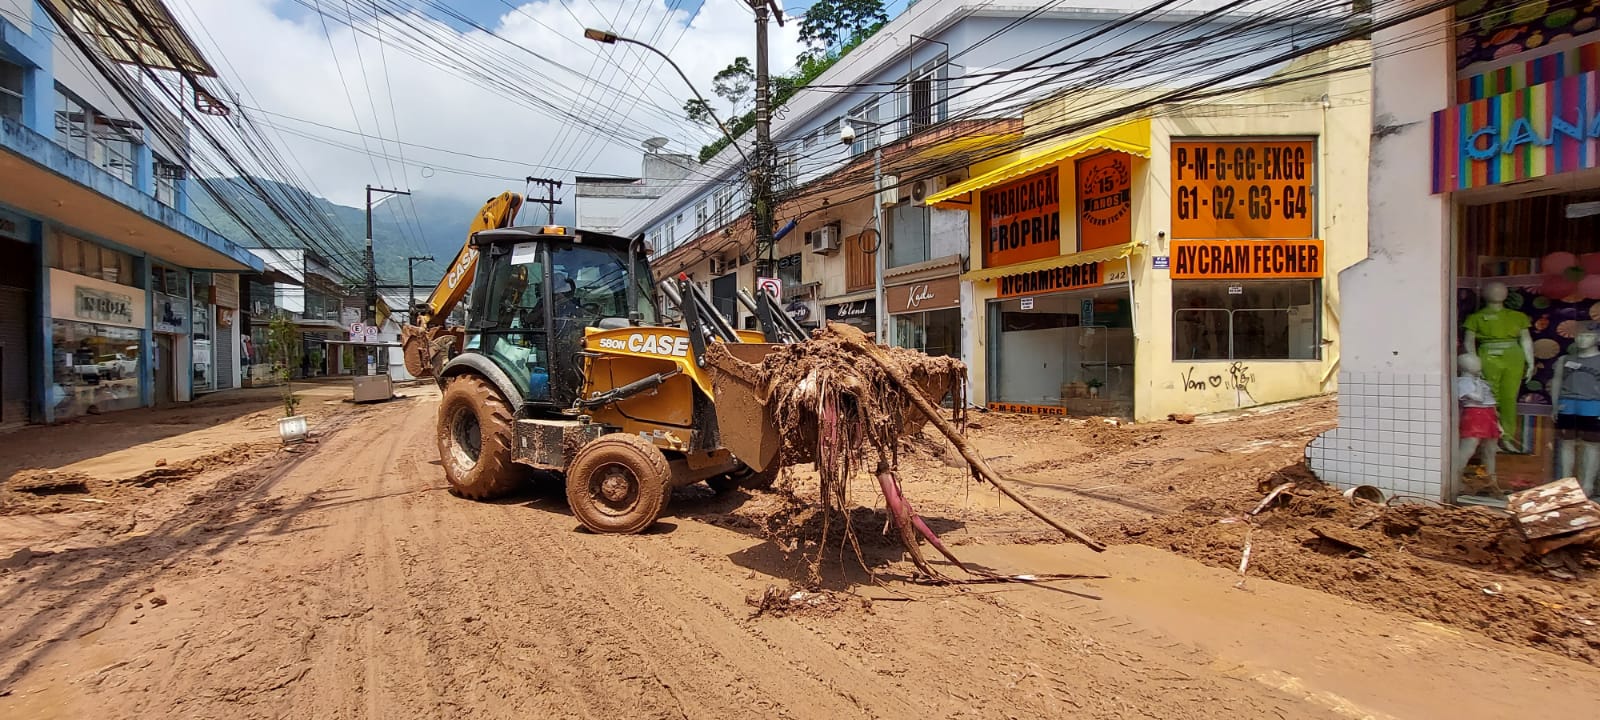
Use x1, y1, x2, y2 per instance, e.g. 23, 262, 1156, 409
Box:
1508, 478, 1600, 556
744, 585, 850, 618
1121, 475, 1600, 663
8, 471, 93, 496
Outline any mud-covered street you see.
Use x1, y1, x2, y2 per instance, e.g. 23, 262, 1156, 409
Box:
3, 388, 1598, 719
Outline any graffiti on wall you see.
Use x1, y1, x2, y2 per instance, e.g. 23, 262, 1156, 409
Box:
1179, 362, 1258, 405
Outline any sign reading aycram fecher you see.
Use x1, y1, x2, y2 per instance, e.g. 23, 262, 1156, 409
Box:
1170, 239, 1324, 279
1171, 140, 1314, 239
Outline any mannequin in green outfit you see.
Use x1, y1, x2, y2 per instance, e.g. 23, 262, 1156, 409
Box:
1462, 281, 1534, 452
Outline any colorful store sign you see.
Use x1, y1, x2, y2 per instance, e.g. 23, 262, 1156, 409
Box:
1077, 152, 1132, 251
981, 167, 1060, 269
996, 260, 1128, 299
1432, 70, 1600, 193
1458, 41, 1600, 102
1170, 239, 1324, 279
886, 276, 960, 314
1171, 140, 1314, 239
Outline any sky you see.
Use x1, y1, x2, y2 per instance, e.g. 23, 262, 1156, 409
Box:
169, 0, 810, 210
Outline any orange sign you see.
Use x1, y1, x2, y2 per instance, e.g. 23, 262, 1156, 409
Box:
986, 402, 1068, 416
981, 167, 1061, 269
996, 260, 1129, 299
1077, 152, 1132, 251
1171, 140, 1314, 239
1171, 239, 1324, 279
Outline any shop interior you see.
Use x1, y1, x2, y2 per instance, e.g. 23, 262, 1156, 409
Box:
989, 286, 1134, 417
1455, 187, 1600, 504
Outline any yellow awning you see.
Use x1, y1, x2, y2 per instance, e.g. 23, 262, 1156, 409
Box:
962, 242, 1139, 282
927, 119, 1150, 206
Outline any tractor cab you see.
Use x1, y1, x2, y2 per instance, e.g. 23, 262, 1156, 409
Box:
463, 226, 656, 410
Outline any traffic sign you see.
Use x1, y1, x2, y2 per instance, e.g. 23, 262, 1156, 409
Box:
348, 322, 366, 338
756, 276, 782, 299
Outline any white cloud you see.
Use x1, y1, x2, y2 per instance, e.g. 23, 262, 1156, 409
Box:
174, 0, 803, 207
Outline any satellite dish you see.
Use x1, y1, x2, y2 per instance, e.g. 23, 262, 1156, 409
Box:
643, 137, 669, 153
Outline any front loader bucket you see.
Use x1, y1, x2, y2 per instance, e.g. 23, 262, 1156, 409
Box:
703, 342, 785, 473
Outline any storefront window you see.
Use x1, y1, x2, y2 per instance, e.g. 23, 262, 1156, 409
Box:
894, 308, 959, 358
989, 287, 1134, 417
1453, 191, 1600, 504
50, 320, 141, 419
1172, 280, 1320, 361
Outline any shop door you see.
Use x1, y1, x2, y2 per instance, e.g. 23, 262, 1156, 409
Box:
0, 236, 37, 426
154, 334, 174, 406
0, 287, 30, 427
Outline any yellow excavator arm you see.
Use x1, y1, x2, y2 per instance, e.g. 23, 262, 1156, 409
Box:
414, 191, 524, 326
401, 191, 523, 378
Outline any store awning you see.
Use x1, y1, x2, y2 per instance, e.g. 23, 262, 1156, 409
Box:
927, 119, 1151, 206
962, 241, 1139, 282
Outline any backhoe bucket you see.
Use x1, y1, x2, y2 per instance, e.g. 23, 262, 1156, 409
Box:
703, 342, 786, 473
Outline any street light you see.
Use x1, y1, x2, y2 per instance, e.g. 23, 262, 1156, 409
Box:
582, 28, 748, 165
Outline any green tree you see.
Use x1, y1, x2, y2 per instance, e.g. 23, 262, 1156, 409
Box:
798, 0, 887, 61
266, 313, 301, 417
712, 56, 754, 116
684, 98, 716, 126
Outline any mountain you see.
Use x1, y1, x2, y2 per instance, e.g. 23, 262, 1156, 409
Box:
187, 177, 496, 290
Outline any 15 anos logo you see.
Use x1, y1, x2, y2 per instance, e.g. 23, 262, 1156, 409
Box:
597, 333, 690, 357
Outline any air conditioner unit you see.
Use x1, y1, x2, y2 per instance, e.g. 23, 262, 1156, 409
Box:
808, 225, 840, 255
910, 177, 945, 206
878, 174, 900, 206
709, 256, 732, 275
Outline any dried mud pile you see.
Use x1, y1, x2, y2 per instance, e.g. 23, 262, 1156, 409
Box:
1121, 480, 1600, 663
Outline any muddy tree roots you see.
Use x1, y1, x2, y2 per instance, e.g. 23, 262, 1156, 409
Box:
721, 322, 1102, 585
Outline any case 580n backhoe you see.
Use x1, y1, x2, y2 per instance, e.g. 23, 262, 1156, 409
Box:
403, 193, 855, 534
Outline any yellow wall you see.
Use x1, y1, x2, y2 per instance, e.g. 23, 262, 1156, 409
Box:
964, 43, 1371, 421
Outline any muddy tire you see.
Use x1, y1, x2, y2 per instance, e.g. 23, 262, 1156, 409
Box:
437, 374, 522, 500
707, 464, 779, 494
565, 434, 671, 534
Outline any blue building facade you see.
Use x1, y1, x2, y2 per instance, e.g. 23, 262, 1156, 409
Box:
0, 0, 262, 427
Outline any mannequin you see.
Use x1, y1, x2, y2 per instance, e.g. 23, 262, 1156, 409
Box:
1462, 281, 1534, 452
1455, 353, 1504, 496
1552, 328, 1600, 495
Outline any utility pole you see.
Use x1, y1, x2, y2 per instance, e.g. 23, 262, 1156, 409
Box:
749, 0, 781, 265
407, 255, 435, 323
366, 185, 409, 377
524, 176, 563, 225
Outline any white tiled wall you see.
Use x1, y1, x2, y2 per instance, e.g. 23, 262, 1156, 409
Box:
1306, 371, 1446, 501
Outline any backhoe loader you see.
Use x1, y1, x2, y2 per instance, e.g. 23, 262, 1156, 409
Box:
408, 195, 949, 534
